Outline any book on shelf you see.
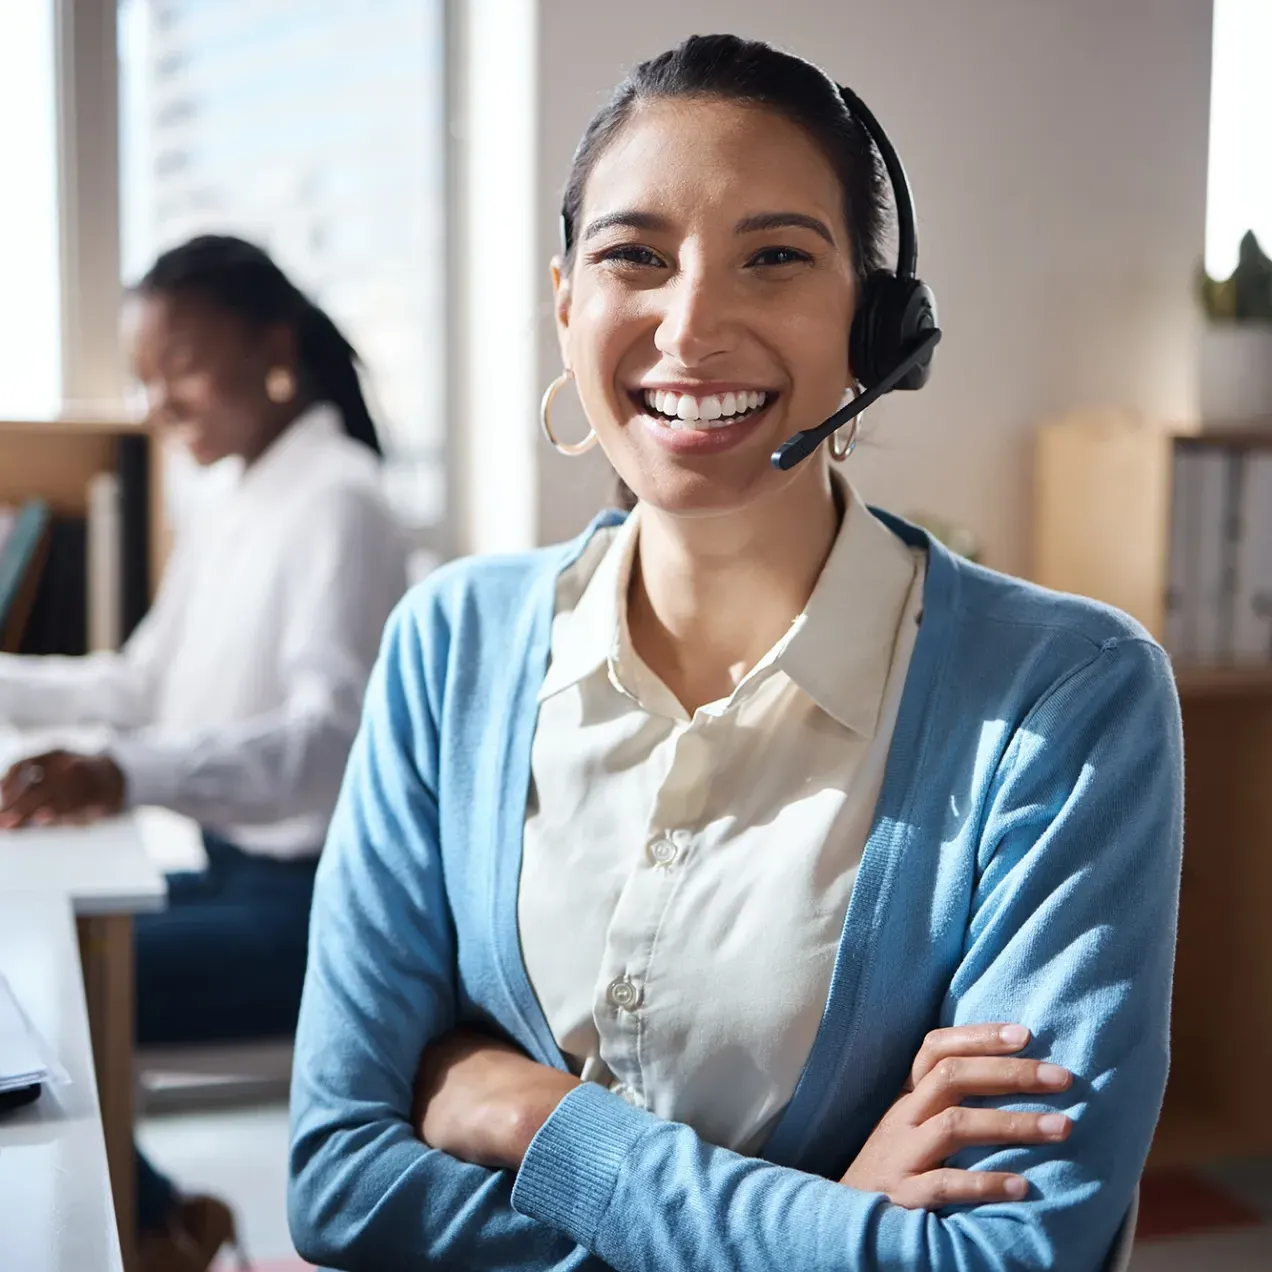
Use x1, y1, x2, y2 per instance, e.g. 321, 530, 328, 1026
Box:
0, 501, 52, 653
13, 436, 151, 657
87, 471, 122, 653
117, 430, 150, 640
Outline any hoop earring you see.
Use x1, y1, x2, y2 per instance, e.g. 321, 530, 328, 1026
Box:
265, 366, 296, 404
829, 384, 864, 462
540, 370, 598, 456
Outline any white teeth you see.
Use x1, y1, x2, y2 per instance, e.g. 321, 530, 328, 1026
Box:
641, 388, 770, 429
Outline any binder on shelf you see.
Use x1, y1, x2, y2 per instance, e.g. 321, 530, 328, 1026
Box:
1218, 449, 1244, 658
1164, 449, 1198, 659
1232, 452, 1272, 661
1190, 447, 1232, 663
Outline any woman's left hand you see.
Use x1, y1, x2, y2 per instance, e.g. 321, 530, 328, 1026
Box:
413, 1028, 580, 1170
0, 750, 126, 829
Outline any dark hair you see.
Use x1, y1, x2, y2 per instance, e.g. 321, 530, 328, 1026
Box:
562, 34, 889, 280
135, 234, 383, 457
560, 35, 890, 508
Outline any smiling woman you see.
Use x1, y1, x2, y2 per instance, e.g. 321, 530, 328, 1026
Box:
288, 34, 1181, 1272
555, 77, 872, 520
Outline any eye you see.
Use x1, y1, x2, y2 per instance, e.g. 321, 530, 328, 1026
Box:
748, 246, 814, 268
591, 244, 668, 269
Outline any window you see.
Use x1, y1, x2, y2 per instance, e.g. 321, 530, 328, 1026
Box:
0, 0, 61, 417
118, 0, 450, 542
1205, 0, 1272, 277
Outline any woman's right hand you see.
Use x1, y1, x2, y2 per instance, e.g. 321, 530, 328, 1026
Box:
839, 1024, 1072, 1210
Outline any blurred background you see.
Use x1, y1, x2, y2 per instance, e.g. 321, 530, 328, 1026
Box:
2, 0, 1265, 575
1, 1, 1270, 1268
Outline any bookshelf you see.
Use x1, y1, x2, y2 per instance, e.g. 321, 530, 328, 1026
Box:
0, 415, 166, 625
1035, 411, 1272, 1168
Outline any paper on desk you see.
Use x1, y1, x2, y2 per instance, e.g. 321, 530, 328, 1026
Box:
0, 973, 68, 1092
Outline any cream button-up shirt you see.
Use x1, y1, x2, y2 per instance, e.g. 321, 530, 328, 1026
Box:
519, 482, 926, 1155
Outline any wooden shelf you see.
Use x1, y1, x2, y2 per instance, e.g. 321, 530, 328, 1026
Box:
1174, 662, 1272, 698
0, 416, 166, 603
1178, 423, 1272, 448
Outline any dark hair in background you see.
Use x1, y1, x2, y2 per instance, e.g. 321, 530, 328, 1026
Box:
560, 34, 891, 509
135, 234, 383, 457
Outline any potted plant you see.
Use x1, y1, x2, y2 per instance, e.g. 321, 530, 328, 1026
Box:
1198, 230, 1272, 424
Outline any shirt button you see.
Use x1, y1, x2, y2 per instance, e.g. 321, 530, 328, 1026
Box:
606, 976, 640, 1011
650, 837, 678, 867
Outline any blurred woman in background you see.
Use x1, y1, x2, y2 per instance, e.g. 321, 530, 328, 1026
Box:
0, 235, 409, 1271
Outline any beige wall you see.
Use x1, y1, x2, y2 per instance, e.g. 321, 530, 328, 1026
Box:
463, 0, 1213, 575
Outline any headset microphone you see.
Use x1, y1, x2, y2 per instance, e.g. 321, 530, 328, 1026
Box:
771, 328, 941, 471
771, 83, 942, 471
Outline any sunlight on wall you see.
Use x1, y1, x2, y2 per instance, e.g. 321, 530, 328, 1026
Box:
0, 0, 61, 417
1206, 0, 1272, 277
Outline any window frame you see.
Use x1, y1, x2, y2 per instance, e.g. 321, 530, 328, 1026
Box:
56, 0, 460, 563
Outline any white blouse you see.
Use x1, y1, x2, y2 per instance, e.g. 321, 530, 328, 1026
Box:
519, 481, 925, 1155
0, 406, 408, 858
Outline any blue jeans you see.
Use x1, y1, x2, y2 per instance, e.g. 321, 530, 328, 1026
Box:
134, 833, 318, 1234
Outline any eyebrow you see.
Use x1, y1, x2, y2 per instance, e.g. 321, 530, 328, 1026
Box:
581, 208, 836, 246
735, 212, 836, 245
581, 210, 674, 241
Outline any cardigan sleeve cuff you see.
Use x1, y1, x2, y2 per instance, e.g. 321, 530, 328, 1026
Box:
510, 1081, 653, 1246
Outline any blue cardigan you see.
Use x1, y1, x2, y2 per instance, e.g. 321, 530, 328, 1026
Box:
288, 510, 1183, 1271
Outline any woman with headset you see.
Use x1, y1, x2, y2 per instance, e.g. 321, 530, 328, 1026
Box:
0, 236, 408, 1271
289, 36, 1181, 1271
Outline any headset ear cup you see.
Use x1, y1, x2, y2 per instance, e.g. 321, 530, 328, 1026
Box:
850, 272, 938, 391
849, 271, 893, 388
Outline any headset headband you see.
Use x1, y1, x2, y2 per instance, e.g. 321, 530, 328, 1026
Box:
834, 83, 918, 279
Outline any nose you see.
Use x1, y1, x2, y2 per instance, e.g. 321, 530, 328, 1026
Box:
653, 259, 740, 368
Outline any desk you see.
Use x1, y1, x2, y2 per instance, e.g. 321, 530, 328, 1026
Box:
0, 893, 123, 1271
0, 816, 164, 1271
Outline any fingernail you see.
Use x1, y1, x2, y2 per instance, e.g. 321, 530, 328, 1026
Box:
1039, 1114, 1069, 1136
999, 1025, 1030, 1046
1005, 1176, 1029, 1198
1037, 1064, 1070, 1087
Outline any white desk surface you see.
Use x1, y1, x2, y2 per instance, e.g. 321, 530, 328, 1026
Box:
0, 893, 122, 1272
0, 814, 166, 915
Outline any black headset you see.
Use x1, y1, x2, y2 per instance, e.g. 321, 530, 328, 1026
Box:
770, 84, 942, 471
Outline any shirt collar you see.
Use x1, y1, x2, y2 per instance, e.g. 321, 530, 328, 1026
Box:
537, 478, 918, 738
777, 479, 918, 737
537, 508, 641, 703
233, 403, 345, 501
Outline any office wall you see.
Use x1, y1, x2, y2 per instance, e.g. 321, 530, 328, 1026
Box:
517, 0, 1213, 575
